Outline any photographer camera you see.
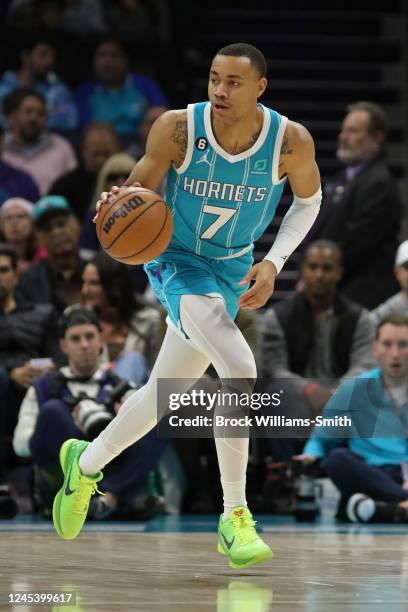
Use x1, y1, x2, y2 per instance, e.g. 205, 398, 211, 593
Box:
13, 306, 166, 520
72, 378, 135, 441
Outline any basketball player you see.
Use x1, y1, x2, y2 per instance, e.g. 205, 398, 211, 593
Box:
53, 44, 321, 569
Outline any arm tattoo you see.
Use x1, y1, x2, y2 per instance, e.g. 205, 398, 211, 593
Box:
280, 135, 293, 156
278, 135, 293, 178
171, 120, 188, 166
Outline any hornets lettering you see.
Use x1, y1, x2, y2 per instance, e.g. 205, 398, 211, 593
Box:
183, 176, 267, 204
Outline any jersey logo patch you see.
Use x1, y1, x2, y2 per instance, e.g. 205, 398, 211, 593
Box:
195, 150, 211, 167
252, 159, 268, 174
195, 137, 208, 151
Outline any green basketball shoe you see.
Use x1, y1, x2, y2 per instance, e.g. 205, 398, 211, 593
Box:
217, 506, 273, 569
53, 439, 103, 540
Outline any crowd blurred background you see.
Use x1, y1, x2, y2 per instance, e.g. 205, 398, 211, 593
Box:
0, 0, 407, 525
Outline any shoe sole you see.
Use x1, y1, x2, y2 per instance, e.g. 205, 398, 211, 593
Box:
217, 542, 273, 569
52, 439, 77, 539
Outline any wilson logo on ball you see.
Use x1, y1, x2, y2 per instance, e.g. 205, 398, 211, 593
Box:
103, 196, 145, 234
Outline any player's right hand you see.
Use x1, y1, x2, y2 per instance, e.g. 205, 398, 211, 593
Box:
93, 182, 142, 223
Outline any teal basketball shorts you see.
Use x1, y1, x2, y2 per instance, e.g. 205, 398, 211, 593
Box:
144, 247, 253, 330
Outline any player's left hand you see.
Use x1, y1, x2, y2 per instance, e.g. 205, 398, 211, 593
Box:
238, 260, 277, 309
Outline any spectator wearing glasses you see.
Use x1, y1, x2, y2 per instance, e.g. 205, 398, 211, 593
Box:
0, 197, 46, 276
79, 152, 136, 260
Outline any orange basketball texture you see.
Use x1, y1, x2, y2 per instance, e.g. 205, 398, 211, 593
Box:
96, 187, 173, 264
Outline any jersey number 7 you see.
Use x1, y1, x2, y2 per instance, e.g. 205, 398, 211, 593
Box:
200, 205, 237, 240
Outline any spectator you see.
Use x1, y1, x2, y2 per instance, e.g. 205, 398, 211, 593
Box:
79, 152, 136, 259
260, 240, 376, 460
81, 251, 161, 379
104, 0, 171, 52
75, 37, 168, 139
127, 104, 168, 161
0, 125, 40, 205
371, 240, 408, 324
13, 305, 166, 519
7, 0, 106, 38
4, 2, 90, 88
0, 33, 77, 132
315, 101, 403, 309
49, 122, 120, 221
0, 243, 59, 510
16, 195, 84, 314
2, 88, 77, 195
61, 0, 107, 38
0, 197, 46, 276
296, 314, 408, 523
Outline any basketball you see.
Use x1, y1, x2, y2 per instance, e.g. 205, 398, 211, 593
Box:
96, 186, 173, 265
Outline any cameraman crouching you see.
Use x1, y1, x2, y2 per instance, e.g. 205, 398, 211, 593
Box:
13, 306, 166, 519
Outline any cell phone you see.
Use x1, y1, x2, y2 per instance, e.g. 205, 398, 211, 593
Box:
29, 358, 53, 369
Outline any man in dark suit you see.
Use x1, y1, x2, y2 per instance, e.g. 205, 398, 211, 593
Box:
316, 101, 403, 309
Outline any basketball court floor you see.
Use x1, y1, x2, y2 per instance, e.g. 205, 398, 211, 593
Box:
1, 515, 408, 611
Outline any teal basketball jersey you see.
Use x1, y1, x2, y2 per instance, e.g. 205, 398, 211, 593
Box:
165, 101, 288, 259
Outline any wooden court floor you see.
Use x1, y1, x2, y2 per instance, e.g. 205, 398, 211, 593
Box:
1, 523, 408, 612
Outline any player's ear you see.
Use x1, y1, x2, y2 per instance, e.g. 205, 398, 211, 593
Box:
257, 77, 267, 99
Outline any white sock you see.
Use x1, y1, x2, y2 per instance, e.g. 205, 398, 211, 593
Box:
216, 437, 248, 521
222, 478, 247, 520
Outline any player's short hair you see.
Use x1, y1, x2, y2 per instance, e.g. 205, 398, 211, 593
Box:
3, 87, 46, 116
375, 313, 408, 339
303, 239, 343, 264
215, 43, 267, 78
346, 101, 388, 137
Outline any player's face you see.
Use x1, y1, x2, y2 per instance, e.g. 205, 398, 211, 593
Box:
373, 323, 408, 381
82, 263, 107, 309
61, 323, 101, 376
28, 43, 55, 77
13, 96, 47, 142
302, 247, 342, 298
82, 131, 119, 175
208, 55, 266, 121
337, 110, 378, 165
395, 263, 408, 293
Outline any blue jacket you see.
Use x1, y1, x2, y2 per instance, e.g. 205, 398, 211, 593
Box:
75, 73, 167, 134
304, 368, 408, 465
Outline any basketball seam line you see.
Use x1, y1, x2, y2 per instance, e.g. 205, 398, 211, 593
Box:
103, 200, 163, 251
96, 188, 156, 240
113, 206, 169, 260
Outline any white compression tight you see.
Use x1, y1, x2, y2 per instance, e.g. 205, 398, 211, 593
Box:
79, 294, 257, 515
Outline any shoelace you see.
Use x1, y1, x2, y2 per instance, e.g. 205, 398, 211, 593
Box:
230, 515, 259, 545
72, 478, 105, 515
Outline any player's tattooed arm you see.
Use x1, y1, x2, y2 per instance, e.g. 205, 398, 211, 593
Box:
282, 121, 320, 197
278, 134, 294, 178
280, 135, 293, 156
170, 120, 188, 167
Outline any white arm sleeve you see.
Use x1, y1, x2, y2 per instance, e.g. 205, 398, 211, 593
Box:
264, 186, 322, 273
12, 386, 39, 458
